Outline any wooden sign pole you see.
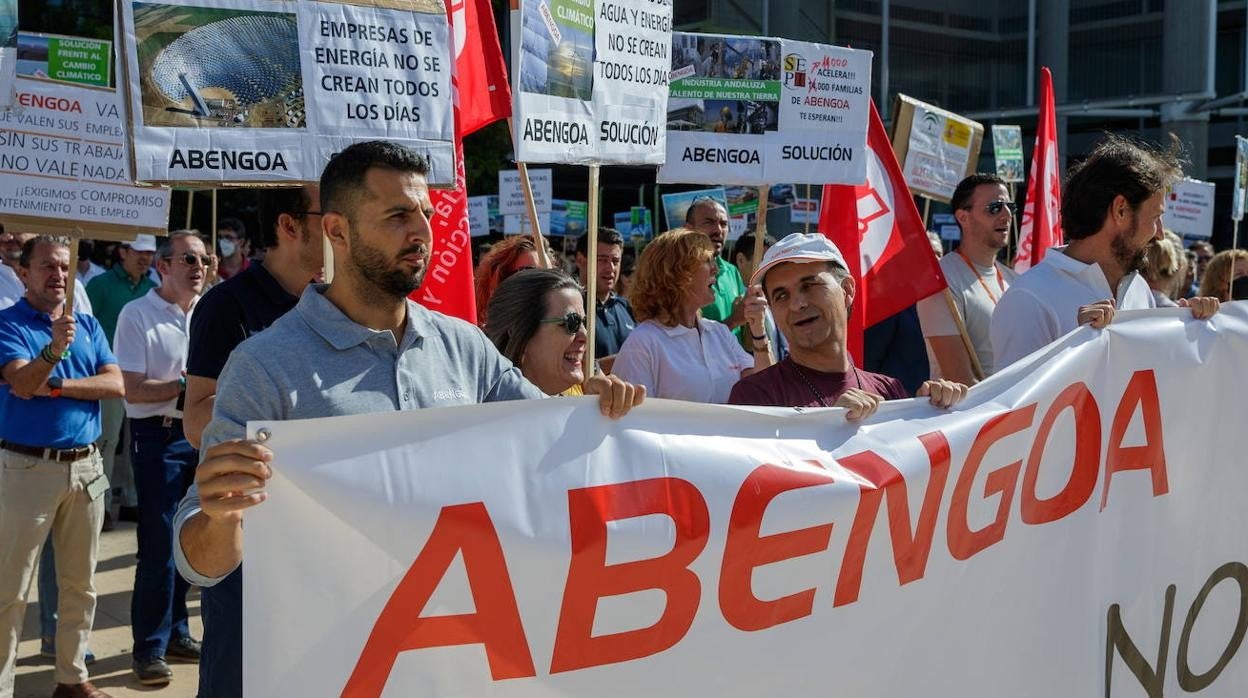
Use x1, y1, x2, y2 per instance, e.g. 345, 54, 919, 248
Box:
585, 164, 601, 374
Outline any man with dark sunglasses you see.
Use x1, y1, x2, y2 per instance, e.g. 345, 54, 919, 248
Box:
917, 173, 1019, 384
111, 230, 208, 685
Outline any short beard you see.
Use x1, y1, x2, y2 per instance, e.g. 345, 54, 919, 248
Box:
347, 227, 428, 301
1111, 228, 1148, 275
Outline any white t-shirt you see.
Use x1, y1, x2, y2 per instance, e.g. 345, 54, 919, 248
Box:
916, 252, 1018, 377
113, 288, 197, 418
990, 246, 1155, 369
613, 318, 753, 404
0, 262, 94, 315
77, 261, 106, 287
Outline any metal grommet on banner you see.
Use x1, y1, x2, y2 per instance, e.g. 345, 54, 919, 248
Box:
256, 428, 271, 443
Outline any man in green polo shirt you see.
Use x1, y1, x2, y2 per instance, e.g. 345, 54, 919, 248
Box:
684, 197, 746, 331
86, 233, 158, 523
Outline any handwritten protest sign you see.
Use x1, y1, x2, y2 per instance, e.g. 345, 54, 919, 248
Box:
119, 0, 454, 185
659, 32, 871, 186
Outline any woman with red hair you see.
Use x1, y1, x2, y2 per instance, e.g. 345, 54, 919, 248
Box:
474, 236, 541, 325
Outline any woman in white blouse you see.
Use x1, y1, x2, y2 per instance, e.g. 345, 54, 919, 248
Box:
613, 228, 772, 403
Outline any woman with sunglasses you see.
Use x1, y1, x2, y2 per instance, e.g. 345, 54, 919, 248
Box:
612, 228, 772, 404
484, 268, 599, 396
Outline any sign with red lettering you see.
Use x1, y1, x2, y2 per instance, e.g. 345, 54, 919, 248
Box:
1163, 177, 1215, 240
244, 304, 1248, 696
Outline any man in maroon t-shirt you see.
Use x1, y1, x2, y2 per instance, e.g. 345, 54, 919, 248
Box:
729, 233, 967, 419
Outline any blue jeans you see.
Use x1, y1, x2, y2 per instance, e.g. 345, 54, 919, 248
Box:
129, 418, 197, 661
198, 567, 242, 697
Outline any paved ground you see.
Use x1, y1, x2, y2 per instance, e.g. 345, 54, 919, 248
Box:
15, 521, 202, 698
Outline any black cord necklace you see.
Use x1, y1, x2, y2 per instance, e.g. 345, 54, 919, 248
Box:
790, 360, 863, 408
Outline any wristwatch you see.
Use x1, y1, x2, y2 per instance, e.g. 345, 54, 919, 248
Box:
47, 375, 63, 398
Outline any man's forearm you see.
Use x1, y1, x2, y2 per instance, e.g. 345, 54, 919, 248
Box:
62, 372, 125, 400
123, 375, 182, 404
179, 511, 244, 579
4, 357, 55, 397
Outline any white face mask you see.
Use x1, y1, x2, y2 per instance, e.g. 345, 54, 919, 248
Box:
219, 239, 237, 258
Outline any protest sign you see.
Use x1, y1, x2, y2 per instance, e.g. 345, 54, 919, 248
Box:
1233, 135, 1247, 223
17, 33, 111, 87
550, 198, 586, 236
118, 0, 454, 186
0, 0, 14, 108
790, 197, 818, 225
891, 95, 984, 203
660, 186, 726, 229
933, 211, 960, 241
510, 0, 670, 165
246, 305, 1248, 697
499, 167, 552, 215
0, 76, 170, 238
991, 124, 1023, 183
1163, 178, 1215, 240
503, 212, 551, 234
467, 195, 490, 236
659, 32, 871, 186
613, 205, 652, 238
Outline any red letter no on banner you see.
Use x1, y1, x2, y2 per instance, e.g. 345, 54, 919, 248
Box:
342, 502, 536, 697
550, 477, 710, 674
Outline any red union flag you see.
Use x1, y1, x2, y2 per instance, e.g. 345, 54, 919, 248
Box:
1016, 66, 1063, 272
412, 0, 512, 324
820, 100, 947, 361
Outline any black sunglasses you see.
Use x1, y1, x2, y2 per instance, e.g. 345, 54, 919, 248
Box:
539, 311, 587, 334
972, 200, 1018, 215
166, 253, 214, 267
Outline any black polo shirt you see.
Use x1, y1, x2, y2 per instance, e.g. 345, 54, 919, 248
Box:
592, 292, 635, 358
187, 261, 301, 380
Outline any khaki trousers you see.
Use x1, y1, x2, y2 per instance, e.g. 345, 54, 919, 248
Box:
0, 447, 104, 694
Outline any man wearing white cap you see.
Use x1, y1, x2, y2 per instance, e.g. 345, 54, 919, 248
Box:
86, 233, 159, 521
729, 233, 967, 420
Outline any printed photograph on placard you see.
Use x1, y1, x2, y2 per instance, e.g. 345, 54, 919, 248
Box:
518, 0, 593, 100
0, 1, 14, 49
131, 2, 304, 128
668, 33, 780, 134
18, 33, 112, 87
1234, 135, 1248, 222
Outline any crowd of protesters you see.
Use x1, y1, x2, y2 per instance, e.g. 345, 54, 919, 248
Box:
0, 134, 1235, 697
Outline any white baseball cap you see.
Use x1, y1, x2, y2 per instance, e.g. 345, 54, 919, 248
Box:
126, 234, 158, 252
750, 232, 849, 287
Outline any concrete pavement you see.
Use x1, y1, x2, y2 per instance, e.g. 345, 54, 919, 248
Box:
14, 521, 202, 698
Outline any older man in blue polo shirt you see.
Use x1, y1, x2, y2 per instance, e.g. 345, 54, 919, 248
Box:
0, 235, 124, 698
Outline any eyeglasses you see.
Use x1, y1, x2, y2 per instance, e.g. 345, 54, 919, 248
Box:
967, 200, 1018, 215
539, 311, 587, 334
166, 253, 214, 267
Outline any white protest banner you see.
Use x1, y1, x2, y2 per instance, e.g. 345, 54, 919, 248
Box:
1163, 178, 1215, 240
0, 0, 14, 108
0, 77, 170, 237
991, 124, 1023, 183
499, 167, 551, 215
1233, 135, 1247, 223
467, 195, 490, 236
510, 0, 670, 165
659, 33, 871, 186
119, 0, 454, 186
245, 304, 1248, 697
503, 212, 551, 234
892, 95, 984, 202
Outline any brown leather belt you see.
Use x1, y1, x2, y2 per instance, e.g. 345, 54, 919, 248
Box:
1, 440, 95, 463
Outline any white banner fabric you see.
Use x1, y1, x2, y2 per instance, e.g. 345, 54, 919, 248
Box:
511, 0, 670, 165
0, 77, 170, 236
658, 33, 871, 186
245, 304, 1248, 697
119, 0, 454, 185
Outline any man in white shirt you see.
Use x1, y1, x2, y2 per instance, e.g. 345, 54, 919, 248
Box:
991, 135, 1220, 368
917, 174, 1018, 383
112, 231, 207, 686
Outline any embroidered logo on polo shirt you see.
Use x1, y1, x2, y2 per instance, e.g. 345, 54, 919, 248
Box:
433, 388, 467, 401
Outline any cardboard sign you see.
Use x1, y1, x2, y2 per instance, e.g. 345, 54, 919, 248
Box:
1163, 178, 1215, 240
659, 32, 872, 186
991, 124, 1023, 183
891, 95, 984, 203
510, 0, 670, 165
0, 77, 170, 239
119, 0, 454, 185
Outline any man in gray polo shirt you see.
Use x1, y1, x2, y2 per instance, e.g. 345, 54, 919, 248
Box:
172, 142, 641, 647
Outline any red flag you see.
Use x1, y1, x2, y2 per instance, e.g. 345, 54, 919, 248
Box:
819, 100, 947, 361
412, 0, 513, 323
1016, 66, 1062, 272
